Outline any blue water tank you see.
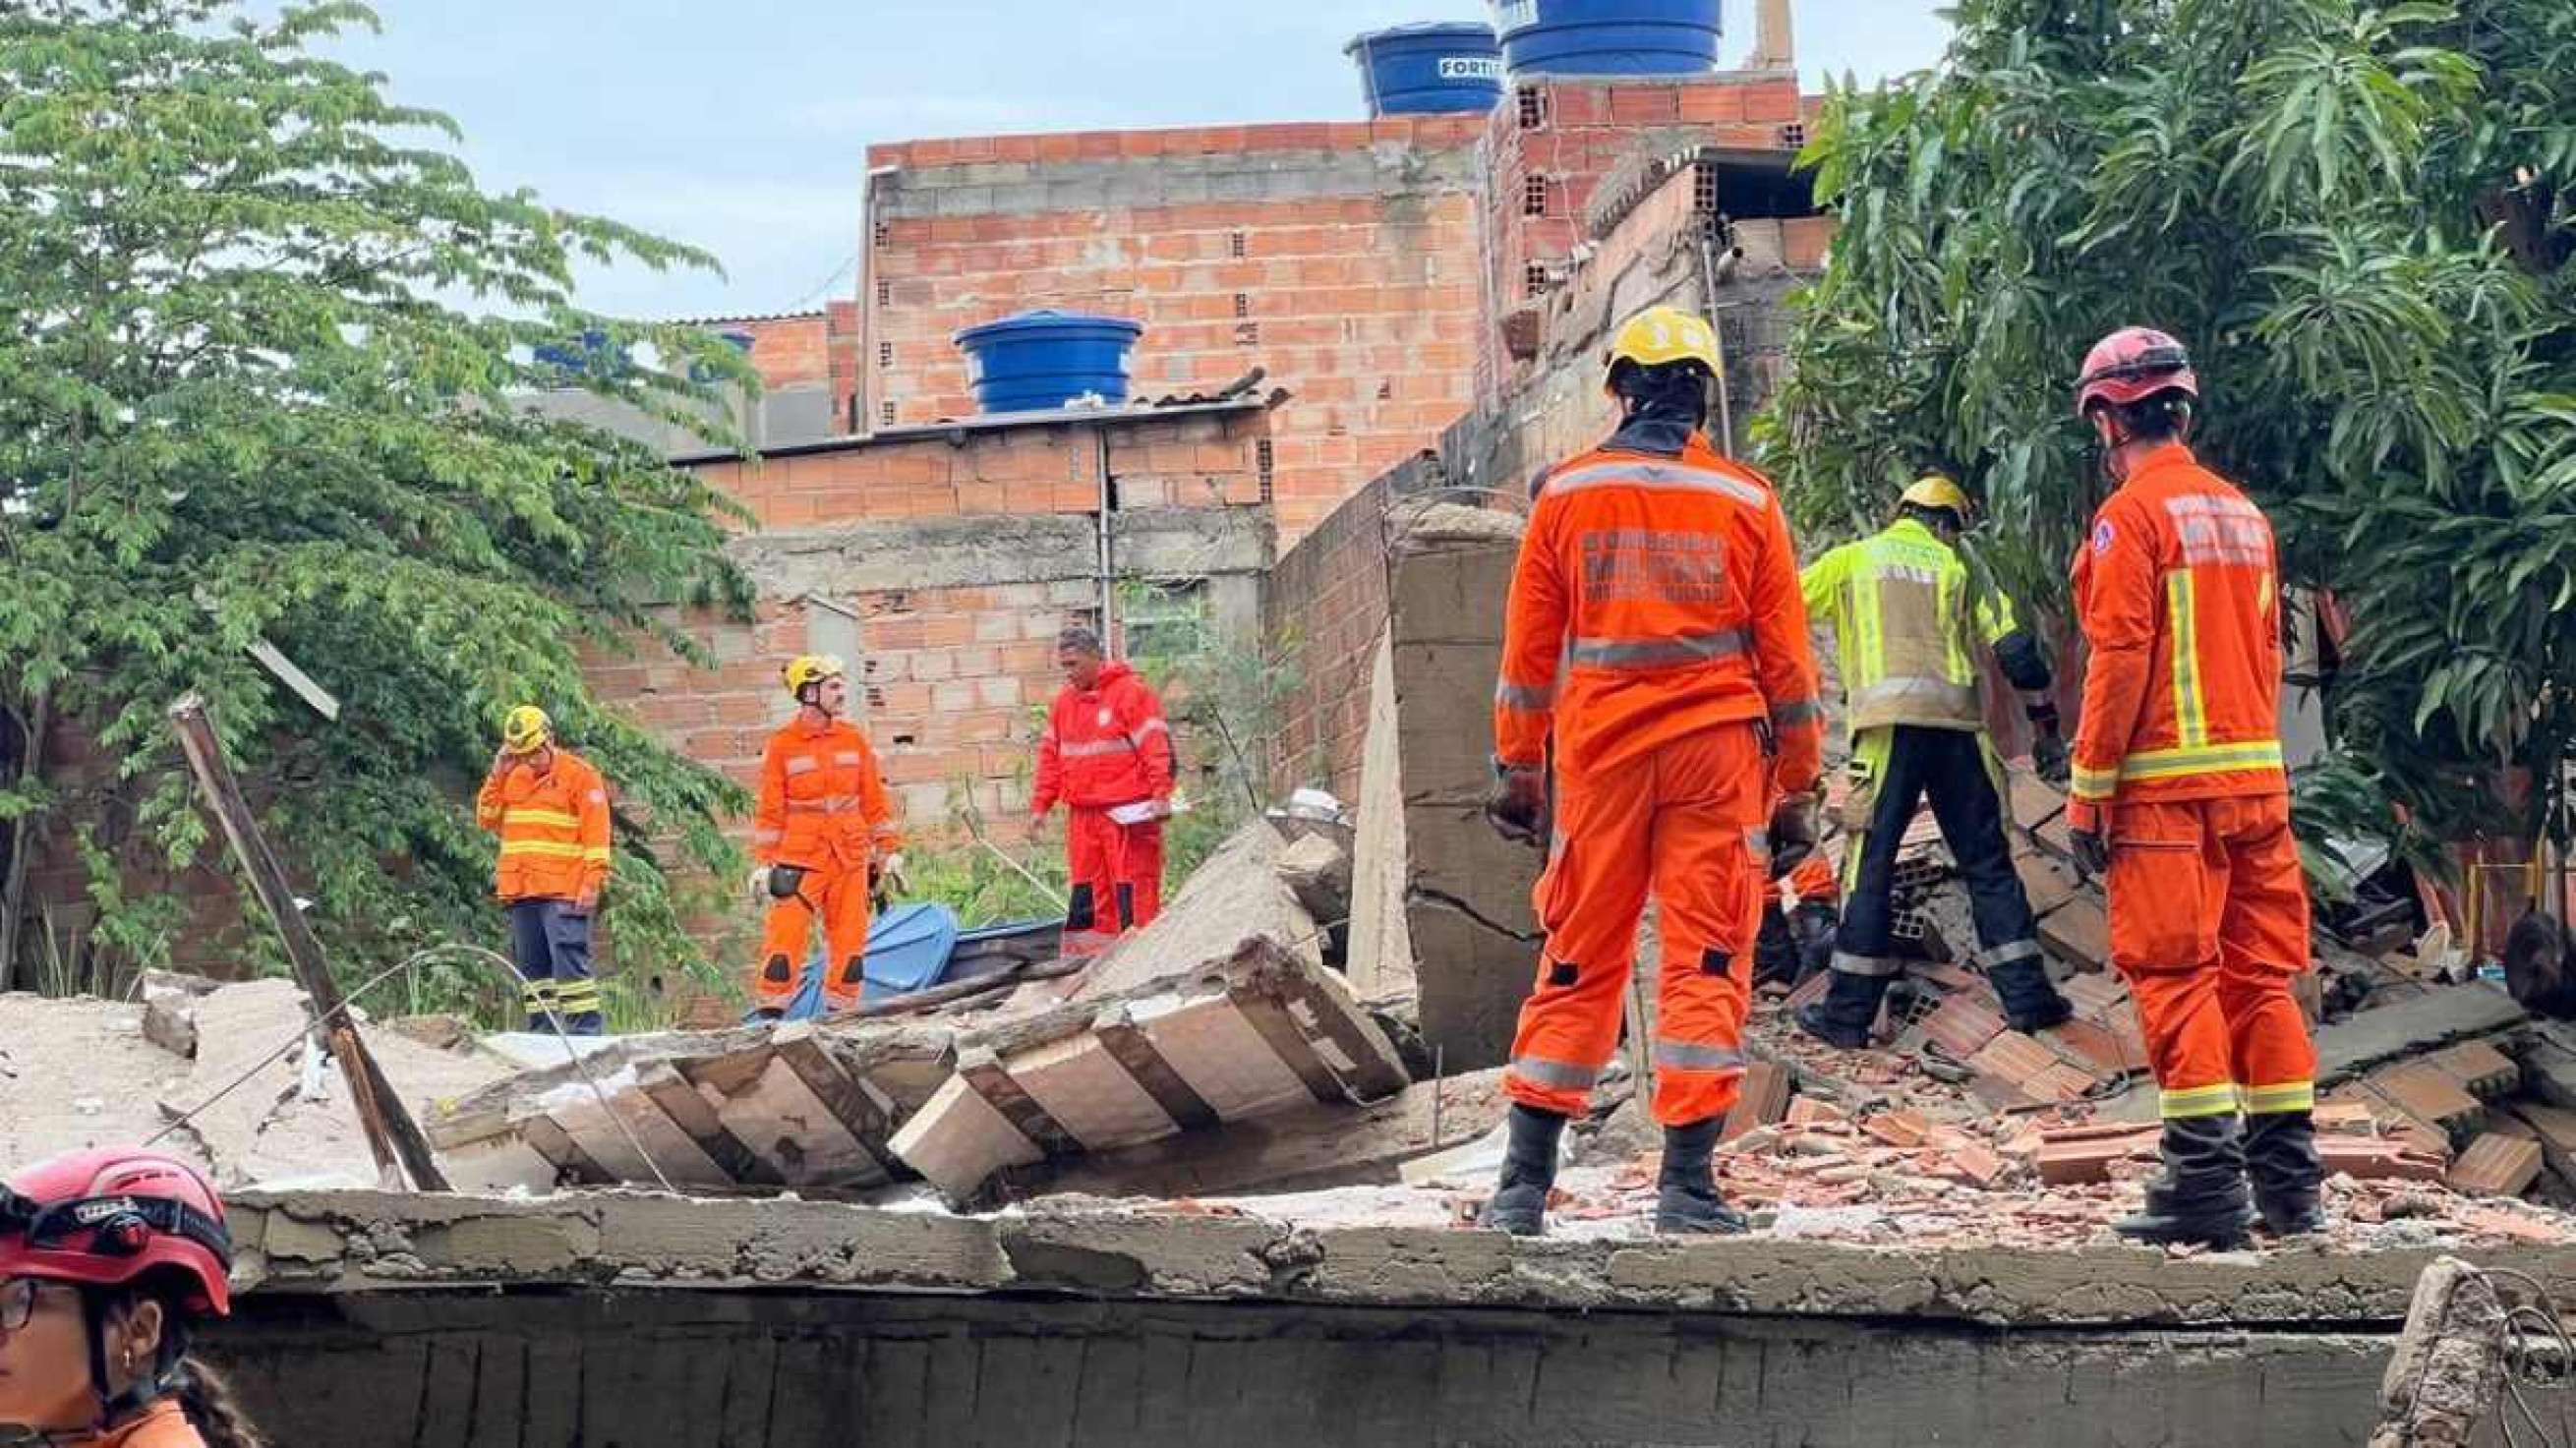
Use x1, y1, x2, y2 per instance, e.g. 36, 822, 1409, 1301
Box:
1346, 22, 1505, 116
1493, 0, 1723, 77
953, 310, 1146, 415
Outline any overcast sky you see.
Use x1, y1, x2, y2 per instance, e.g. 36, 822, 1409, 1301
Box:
339, 2, 1953, 319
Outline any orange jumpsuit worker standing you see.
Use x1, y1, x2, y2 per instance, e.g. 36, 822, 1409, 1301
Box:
2067, 327, 2320, 1247
1031, 625, 1176, 956
476, 706, 612, 1034
747, 655, 903, 1020
1481, 304, 1826, 1237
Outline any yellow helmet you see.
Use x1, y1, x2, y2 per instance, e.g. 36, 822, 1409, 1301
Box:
783, 654, 846, 699
500, 705, 552, 755
1605, 305, 1722, 383
1900, 474, 1975, 522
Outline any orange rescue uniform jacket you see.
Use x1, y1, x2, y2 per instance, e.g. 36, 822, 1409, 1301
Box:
752, 718, 901, 871
74, 1400, 205, 1447
2068, 442, 2287, 831
1033, 663, 1176, 812
476, 749, 612, 902
1494, 433, 1824, 789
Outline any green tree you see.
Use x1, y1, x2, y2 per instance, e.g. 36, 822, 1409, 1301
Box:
0, 0, 757, 1009
1762, 0, 2576, 871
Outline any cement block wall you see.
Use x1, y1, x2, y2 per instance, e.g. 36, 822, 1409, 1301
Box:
202, 1288, 2447, 1447
859, 121, 1487, 543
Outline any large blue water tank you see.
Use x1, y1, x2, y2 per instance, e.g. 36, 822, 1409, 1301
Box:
1346, 22, 1505, 116
952, 310, 1145, 415
1493, 0, 1723, 77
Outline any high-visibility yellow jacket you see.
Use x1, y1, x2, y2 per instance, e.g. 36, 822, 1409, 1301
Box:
2068, 442, 2287, 829
1800, 517, 2018, 737
476, 749, 612, 901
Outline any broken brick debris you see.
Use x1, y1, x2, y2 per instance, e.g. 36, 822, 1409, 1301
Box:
1720, 1060, 1791, 1143
2446, 1133, 2545, 1198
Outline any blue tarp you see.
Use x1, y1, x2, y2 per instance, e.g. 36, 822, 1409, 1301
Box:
757, 901, 963, 1023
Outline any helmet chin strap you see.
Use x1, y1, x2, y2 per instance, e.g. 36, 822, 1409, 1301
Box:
65, 1289, 176, 1443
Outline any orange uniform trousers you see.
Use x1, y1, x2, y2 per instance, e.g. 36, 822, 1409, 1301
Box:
1063, 808, 1163, 956
756, 862, 873, 1012
1504, 723, 1767, 1128
2107, 794, 2316, 1121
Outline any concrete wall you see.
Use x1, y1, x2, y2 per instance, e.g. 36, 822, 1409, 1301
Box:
205, 1289, 2430, 1447
859, 121, 1486, 543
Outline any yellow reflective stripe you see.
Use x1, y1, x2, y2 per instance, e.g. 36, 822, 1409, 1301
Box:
504, 808, 581, 830
2070, 763, 2121, 800
2161, 1082, 2242, 1120
2166, 571, 2207, 750
2118, 740, 2285, 782
1851, 568, 1883, 696
500, 840, 609, 862
2243, 1080, 2314, 1115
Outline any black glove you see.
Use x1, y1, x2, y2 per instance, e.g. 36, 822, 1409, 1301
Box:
1769, 788, 1822, 878
2025, 701, 2071, 787
2070, 828, 2110, 877
1484, 764, 1547, 846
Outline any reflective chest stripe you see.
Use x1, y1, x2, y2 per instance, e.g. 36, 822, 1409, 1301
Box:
1546, 460, 1769, 508
1567, 627, 1750, 669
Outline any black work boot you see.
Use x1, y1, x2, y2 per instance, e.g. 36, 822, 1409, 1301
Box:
1793, 968, 1891, 1050
1988, 957, 2075, 1034
1479, 1105, 1568, 1237
2244, 1110, 2325, 1237
1656, 1117, 1748, 1235
2113, 1116, 2255, 1249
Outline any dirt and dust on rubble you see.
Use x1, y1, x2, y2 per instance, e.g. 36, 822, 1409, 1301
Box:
4, 497, 2575, 1271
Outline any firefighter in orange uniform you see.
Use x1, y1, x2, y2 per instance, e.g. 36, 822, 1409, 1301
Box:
748, 656, 904, 1019
476, 706, 612, 1034
1031, 626, 1176, 956
1481, 305, 1826, 1237
2067, 327, 2320, 1246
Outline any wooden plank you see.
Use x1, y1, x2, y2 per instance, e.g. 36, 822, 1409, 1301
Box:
1095, 1007, 1221, 1131
958, 1048, 1082, 1158
637, 1065, 780, 1187
1226, 983, 1352, 1105
168, 694, 449, 1191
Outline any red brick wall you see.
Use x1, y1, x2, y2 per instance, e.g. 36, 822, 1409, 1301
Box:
858, 120, 1486, 544
1263, 473, 1396, 800
701, 307, 862, 435
1480, 73, 1808, 395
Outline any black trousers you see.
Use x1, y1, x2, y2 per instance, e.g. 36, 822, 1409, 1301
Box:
1834, 725, 2039, 973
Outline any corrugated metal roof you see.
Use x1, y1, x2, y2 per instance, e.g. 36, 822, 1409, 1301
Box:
667, 390, 1283, 467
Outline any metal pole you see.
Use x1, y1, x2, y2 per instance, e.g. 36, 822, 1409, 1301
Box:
1094, 425, 1117, 656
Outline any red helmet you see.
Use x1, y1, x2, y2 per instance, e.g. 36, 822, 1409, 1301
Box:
0, 1149, 232, 1316
2075, 327, 2198, 417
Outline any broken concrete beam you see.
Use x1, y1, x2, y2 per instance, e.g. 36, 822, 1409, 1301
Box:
685, 1030, 897, 1189
2446, 1133, 2545, 1198
2314, 985, 2529, 1085
1720, 1061, 1790, 1143
2368, 1257, 2509, 1448
1345, 632, 1417, 1012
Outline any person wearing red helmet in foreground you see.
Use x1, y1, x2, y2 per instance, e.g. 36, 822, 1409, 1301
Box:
2069, 326, 2318, 1249
0, 1149, 264, 1446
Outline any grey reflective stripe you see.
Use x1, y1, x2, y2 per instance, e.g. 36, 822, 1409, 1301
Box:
1495, 678, 1556, 710
1546, 461, 1769, 509
1656, 1040, 1748, 1072
1770, 698, 1825, 726
1131, 719, 1170, 745
1744, 828, 1771, 853
1510, 1056, 1601, 1090
833, 752, 864, 768
1977, 939, 2044, 968
1852, 676, 1978, 715
1059, 738, 1134, 758
1567, 628, 1750, 669
783, 756, 820, 776
1831, 952, 1903, 978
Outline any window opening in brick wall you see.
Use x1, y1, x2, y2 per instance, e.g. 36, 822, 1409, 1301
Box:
1233, 293, 1250, 319
1524, 261, 1551, 298
1235, 321, 1259, 346
1376, 378, 1393, 400
1517, 86, 1547, 130
880, 400, 897, 427
1522, 174, 1549, 217
872, 219, 890, 247
1779, 121, 1809, 150
1229, 230, 1248, 259
875, 278, 891, 308
1694, 158, 1824, 220
865, 685, 887, 709
1256, 438, 1275, 504
892, 731, 915, 746
877, 341, 894, 368
1693, 161, 1720, 215
1122, 580, 1208, 663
